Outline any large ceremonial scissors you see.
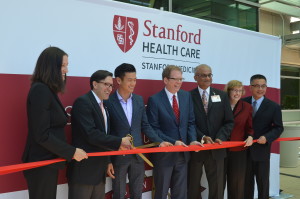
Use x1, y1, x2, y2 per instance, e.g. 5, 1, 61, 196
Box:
126, 134, 160, 167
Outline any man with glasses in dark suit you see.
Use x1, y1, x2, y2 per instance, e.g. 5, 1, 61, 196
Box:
243, 74, 283, 199
188, 64, 234, 199
147, 65, 202, 199
67, 70, 132, 199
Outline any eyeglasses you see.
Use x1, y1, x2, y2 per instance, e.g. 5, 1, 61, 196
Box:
251, 84, 267, 89
231, 89, 243, 93
98, 81, 114, 89
195, 74, 213, 78
168, 77, 185, 82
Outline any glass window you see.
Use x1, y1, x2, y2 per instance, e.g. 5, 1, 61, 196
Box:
114, 0, 169, 10
114, 0, 258, 31
172, 0, 258, 31
281, 66, 300, 110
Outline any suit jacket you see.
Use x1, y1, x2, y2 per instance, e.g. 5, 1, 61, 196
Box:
146, 89, 197, 166
230, 100, 254, 151
243, 96, 283, 161
67, 91, 122, 185
105, 92, 163, 164
22, 82, 75, 167
190, 87, 234, 160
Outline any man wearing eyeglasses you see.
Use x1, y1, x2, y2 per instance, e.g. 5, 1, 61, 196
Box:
67, 70, 133, 199
147, 65, 202, 199
243, 74, 283, 199
105, 63, 172, 199
188, 64, 234, 199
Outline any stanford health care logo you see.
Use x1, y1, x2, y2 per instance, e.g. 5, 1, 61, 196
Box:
113, 15, 139, 53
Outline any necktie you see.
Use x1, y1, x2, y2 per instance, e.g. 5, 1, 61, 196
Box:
252, 100, 257, 117
100, 102, 107, 133
202, 90, 208, 114
172, 95, 180, 122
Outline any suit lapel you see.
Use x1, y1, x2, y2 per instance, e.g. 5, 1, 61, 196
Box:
254, 97, 268, 119
160, 89, 178, 124
131, 94, 138, 127
111, 92, 131, 127
191, 88, 206, 114
87, 91, 105, 127
233, 100, 243, 118
53, 92, 68, 118
207, 88, 214, 114
178, 90, 185, 122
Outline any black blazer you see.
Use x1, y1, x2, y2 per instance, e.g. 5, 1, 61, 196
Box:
243, 96, 283, 161
22, 82, 75, 166
190, 87, 234, 159
67, 91, 122, 185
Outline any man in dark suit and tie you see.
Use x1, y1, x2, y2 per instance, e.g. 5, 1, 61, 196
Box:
243, 74, 283, 199
188, 64, 234, 199
67, 70, 133, 199
105, 63, 172, 199
146, 65, 202, 199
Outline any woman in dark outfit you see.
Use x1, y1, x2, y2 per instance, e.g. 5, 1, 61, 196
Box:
22, 47, 88, 199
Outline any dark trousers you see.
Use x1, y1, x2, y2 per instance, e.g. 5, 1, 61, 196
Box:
244, 154, 270, 199
68, 182, 105, 199
23, 166, 58, 199
153, 152, 187, 199
225, 150, 247, 199
188, 150, 224, 199
112, 155, 145, 199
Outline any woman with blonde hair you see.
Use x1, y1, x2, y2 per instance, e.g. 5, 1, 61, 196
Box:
224, 80, 254, 199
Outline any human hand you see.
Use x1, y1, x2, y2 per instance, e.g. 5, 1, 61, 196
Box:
215, 139, 222, 145
119, 137, 133, 150
159, 142, 173, 147
73, 148, 88, 162
175, 140, 188, 147
203, 136, 214, 144
190, 141, 204, 147
244, 136, 253, 147
257, 136, 267, 144
107, 163, 115, 179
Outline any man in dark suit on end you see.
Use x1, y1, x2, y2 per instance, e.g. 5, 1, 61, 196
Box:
147, 65, 202, 199
67, 70, 132, 199
188, 64, 234, 199
243, 74, 283, 199
105, 63, 172, 199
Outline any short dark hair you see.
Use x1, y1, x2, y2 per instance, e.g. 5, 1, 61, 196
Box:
90, 70, 113, 90
250, 74, 267, 84
162, 65, 182, 79
31, 46, 68, 93
114, 63, 136, 80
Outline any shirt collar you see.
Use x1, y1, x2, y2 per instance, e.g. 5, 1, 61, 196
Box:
91, 90, 102, 104
198, 86, 210, 95
164, 87, 177, 100
116, 90, 132, 102
252, 96, 264, 104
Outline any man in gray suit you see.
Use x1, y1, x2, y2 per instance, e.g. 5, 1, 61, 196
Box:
106, 63, 172, 199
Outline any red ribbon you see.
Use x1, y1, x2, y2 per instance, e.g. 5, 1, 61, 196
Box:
1, 137, 299, 176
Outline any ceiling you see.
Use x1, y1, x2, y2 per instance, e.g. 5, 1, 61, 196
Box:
259, 0, 300, 17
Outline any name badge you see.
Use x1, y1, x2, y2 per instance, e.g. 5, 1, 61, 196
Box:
211, 95, 221, 102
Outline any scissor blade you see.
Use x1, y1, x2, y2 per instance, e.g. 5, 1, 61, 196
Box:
135, 142, 160, 149
137, 153, 154, 167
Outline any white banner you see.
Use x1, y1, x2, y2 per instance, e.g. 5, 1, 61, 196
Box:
0, 0, 282, 198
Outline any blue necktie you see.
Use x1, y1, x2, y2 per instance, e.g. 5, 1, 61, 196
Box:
252, 101, 257, 117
